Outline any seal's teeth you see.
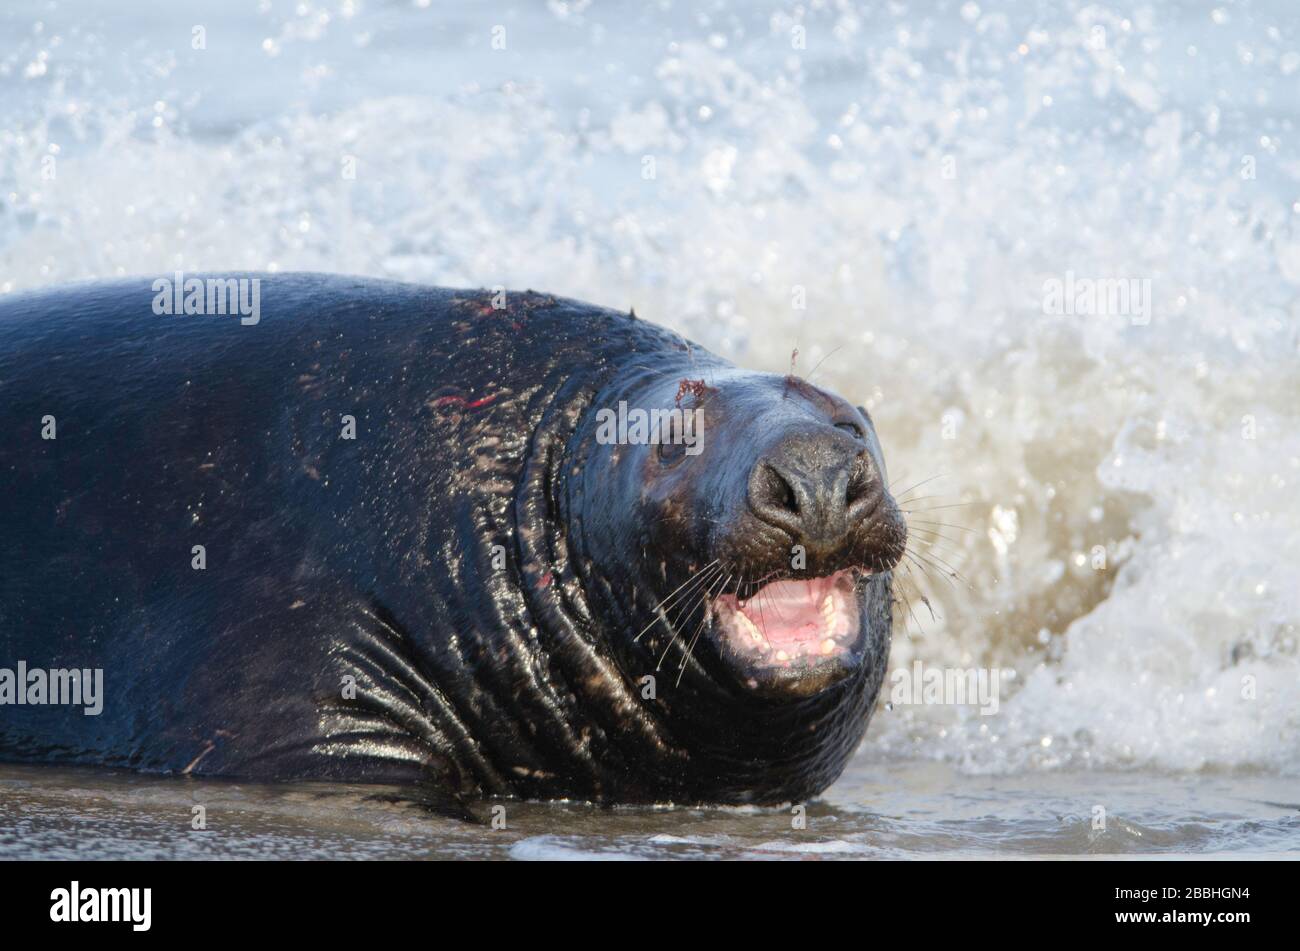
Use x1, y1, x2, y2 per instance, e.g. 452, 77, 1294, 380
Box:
821, 638, 837, 655
735, 610, 766, 645
820, 593, 836, 627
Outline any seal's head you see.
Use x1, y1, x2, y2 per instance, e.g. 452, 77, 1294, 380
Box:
572, 363, 906, 709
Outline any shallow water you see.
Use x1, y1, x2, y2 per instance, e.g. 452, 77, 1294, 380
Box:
1, 1, 1298, 857
2, 760, 1296, 860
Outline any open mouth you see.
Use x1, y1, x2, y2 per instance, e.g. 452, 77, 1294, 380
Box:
711, 569, 862, 669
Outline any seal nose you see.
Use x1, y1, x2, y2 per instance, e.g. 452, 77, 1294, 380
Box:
748, 433, 879, 546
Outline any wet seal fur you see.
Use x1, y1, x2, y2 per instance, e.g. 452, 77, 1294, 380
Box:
0, 274, 906, 813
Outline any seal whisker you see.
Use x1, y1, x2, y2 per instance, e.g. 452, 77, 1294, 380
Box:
907, 532, 971, 553
905, 541, 967, 563
753, 584, 771, 639
903, 548, 964, 592
908, 541, 968, 564
747, 574, 801, 646
906, 542, 971, 587
894, 493, 953, 507
906, 518, 975, 535
633, 559, 720, 642
651, 558, 720, 610
898, 564, 940, 624
676, 572, 731, 685
891, 473, 946, 500
803, 346, 843, 384
896, 563, 943, 633
657, 570, 726, 672
901, 549, 947, 590
655, 563, 724, 651
892, 570, 925, 635
901, 502, 980, 514
664, 568, 721, 637
671, 562, 724, 612
904, 527, 968, 557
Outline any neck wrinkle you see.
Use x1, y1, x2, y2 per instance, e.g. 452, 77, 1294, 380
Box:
513, 365, 683, 800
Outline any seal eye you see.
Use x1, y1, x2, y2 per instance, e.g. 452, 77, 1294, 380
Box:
835, 421, 864, 439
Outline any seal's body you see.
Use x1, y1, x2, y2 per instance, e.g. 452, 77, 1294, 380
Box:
0, 275, 905, 809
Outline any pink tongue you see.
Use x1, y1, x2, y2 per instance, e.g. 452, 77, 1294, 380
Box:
729, 577, 842, 647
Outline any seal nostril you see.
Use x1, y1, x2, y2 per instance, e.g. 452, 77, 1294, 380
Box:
760, 464, 799, 514
750, 463, 802, 529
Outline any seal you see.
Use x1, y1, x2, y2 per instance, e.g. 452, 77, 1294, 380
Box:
0, 274, 906, 810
